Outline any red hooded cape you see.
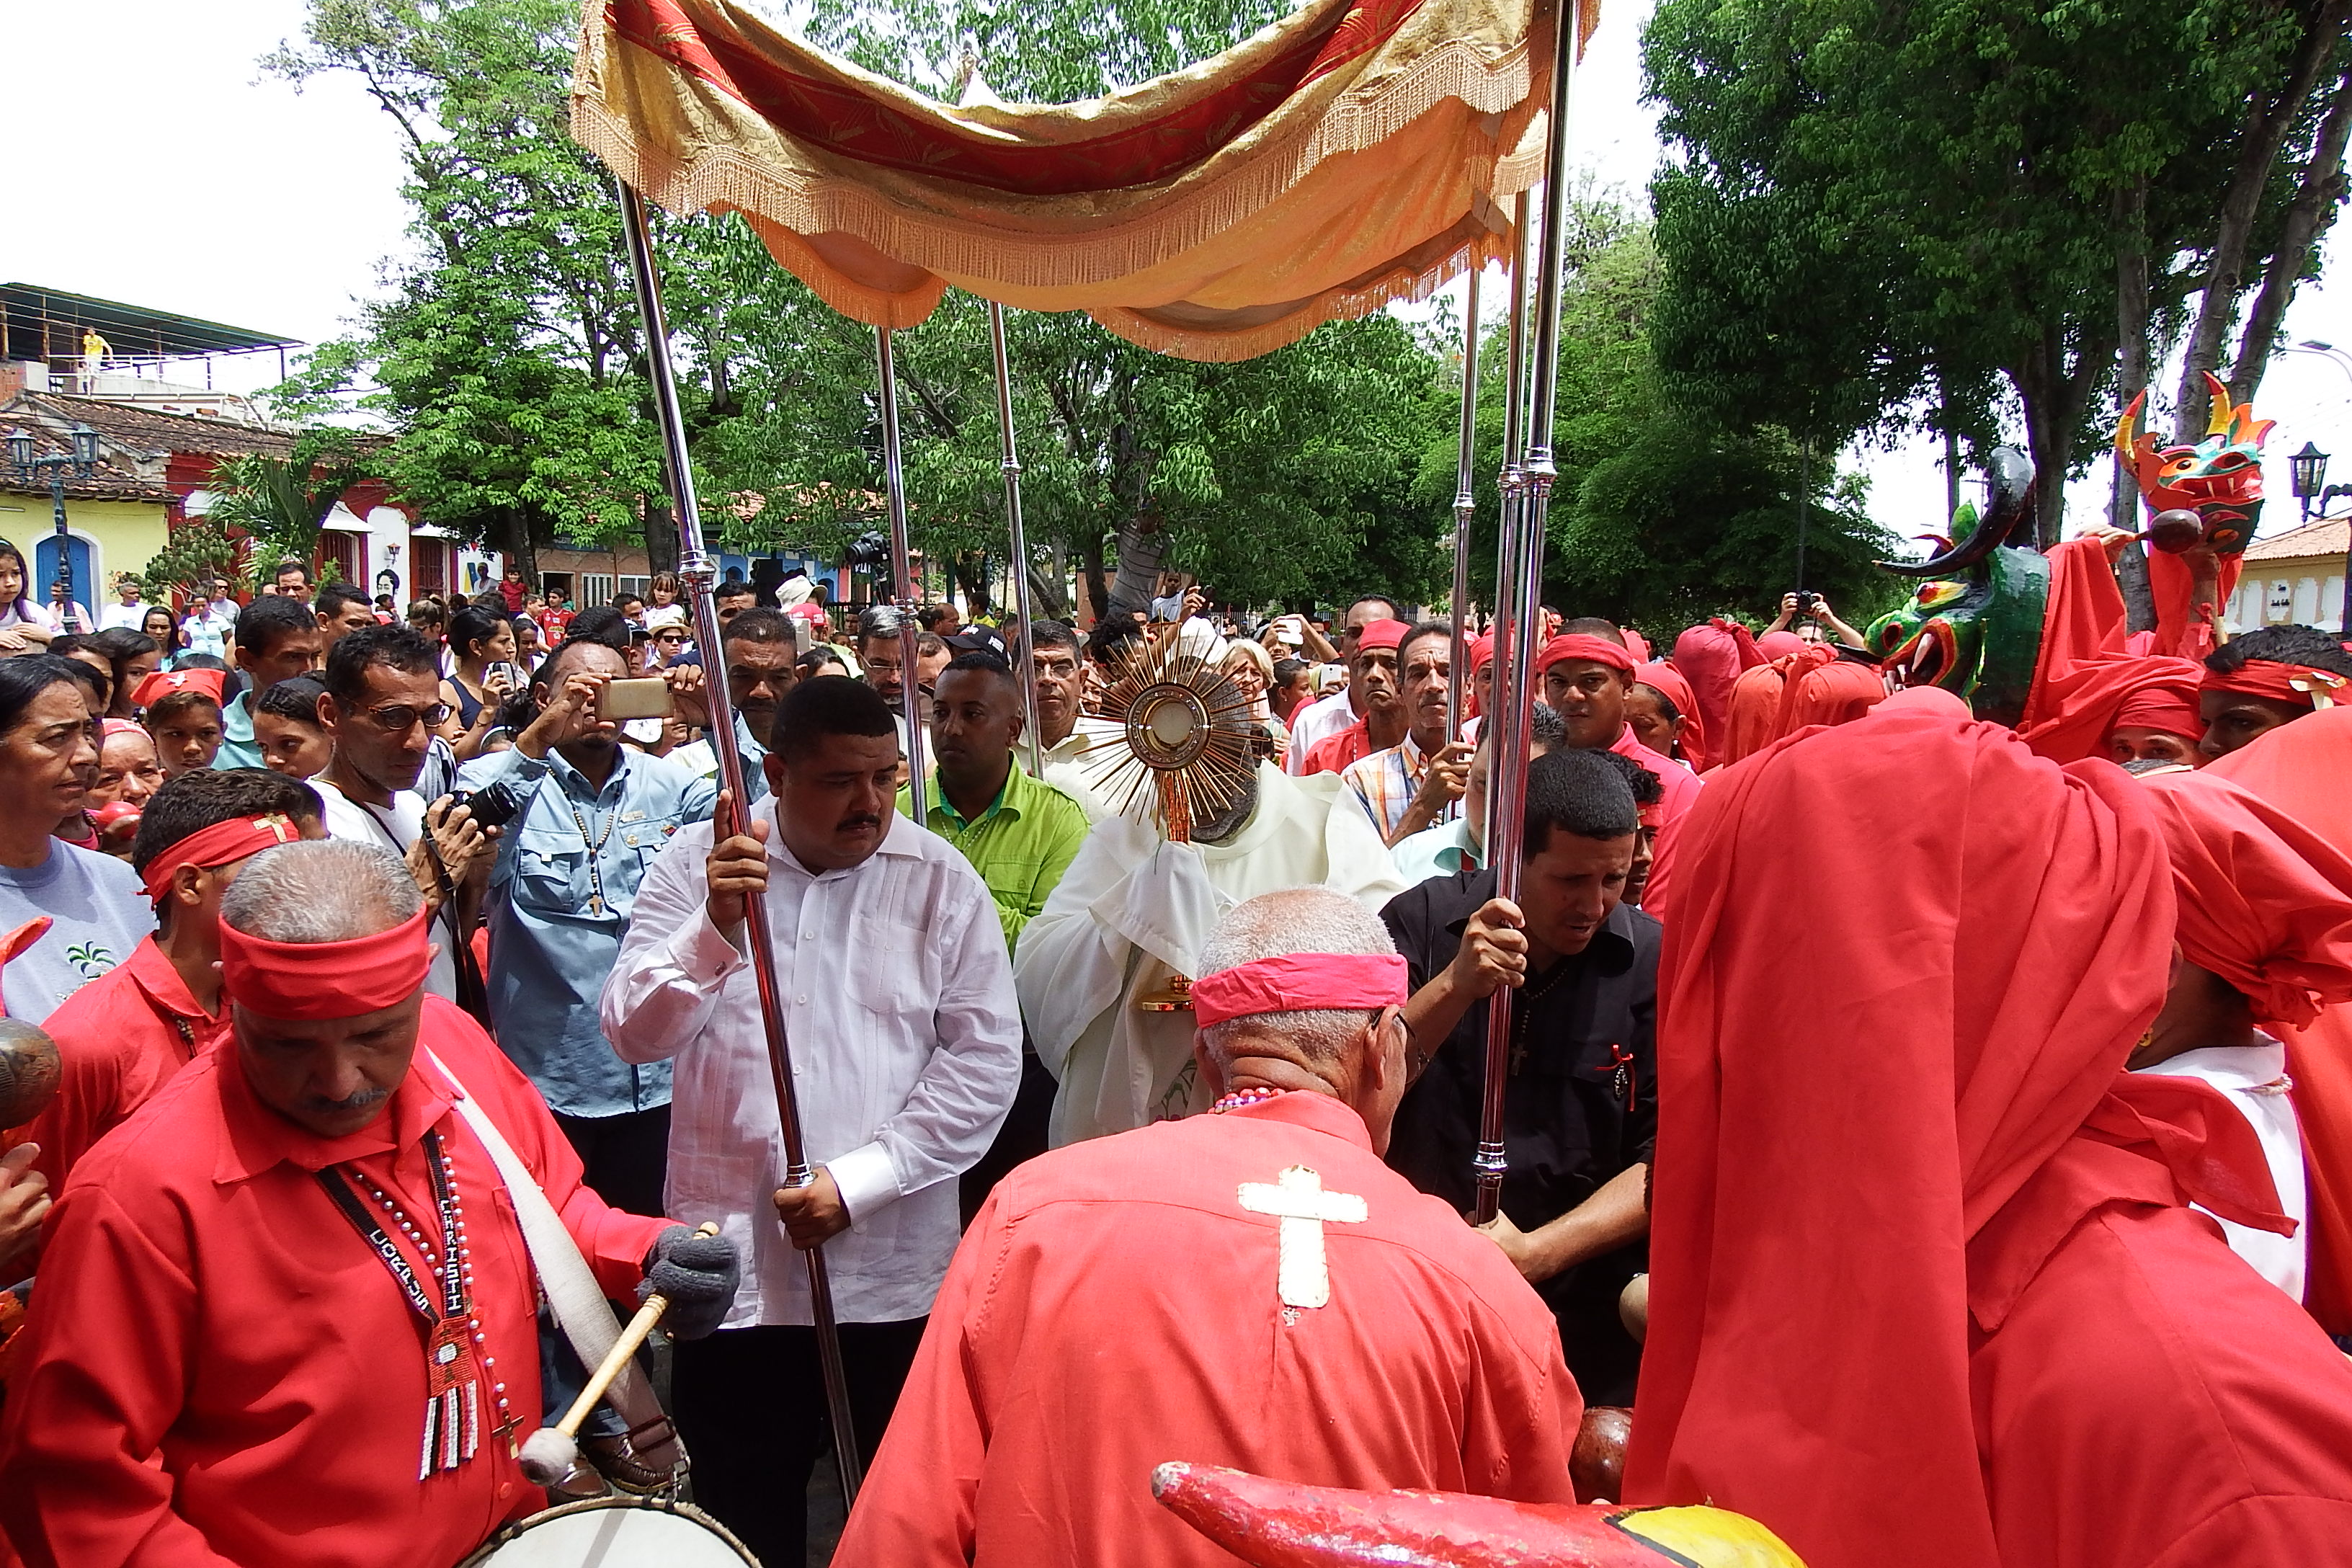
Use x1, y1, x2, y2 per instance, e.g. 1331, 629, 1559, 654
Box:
1670, 621, 1760, 761
2017, 539, 2206, 762
1634, 660, 1707, 773
1626, 703, 2352, 1568
1769, 646, 1886, 739
2207, 707, 2352, 1333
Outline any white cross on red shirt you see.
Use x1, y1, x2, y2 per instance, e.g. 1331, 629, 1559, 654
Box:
1237, 1165, 1367, 1309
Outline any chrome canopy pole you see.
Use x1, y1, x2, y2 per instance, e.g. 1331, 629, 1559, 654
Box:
617, 180, 863, 1498
874, 326, 928, 816
986, 303, 1045, 774
1474, 5, 1577, 1226
1446, 262, 1482, 740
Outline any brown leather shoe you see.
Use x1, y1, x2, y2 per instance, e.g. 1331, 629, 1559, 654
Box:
582, 1430, 672, 1496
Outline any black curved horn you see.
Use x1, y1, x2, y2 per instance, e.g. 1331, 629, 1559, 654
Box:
1878, 445, 2038, 577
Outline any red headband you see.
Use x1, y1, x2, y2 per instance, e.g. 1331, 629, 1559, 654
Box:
219, 904, 432, 1020
131, 667, 227, 710
1537, 633, 1637, 674
141, 813, 306, 906
1353, 619, 1410, 653
2199, 662, 2346, 710
1190, 953, 1409, 1027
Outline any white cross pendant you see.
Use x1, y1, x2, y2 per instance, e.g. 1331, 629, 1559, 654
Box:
1237, 1164, 1367, 1310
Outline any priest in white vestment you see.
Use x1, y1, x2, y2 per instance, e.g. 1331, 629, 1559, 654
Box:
1015, 762, 1405, 1145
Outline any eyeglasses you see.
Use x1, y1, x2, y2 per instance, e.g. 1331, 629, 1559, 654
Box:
360, 702, 452, 732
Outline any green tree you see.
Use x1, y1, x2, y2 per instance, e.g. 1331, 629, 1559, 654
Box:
202, 432, 377, 581
1412, 199, 1902, 633
1640, 0, 2340, 545
265, 0, 663, 579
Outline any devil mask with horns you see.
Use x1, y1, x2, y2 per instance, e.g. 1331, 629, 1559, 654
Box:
1863, 447, 2050, 727
2118, 373, 2273, 658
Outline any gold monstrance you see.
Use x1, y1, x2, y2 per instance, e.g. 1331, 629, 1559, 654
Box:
1076, 638, 1261, 1012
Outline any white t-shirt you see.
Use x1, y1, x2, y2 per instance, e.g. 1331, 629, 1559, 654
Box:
99, 600, 153, 631
2134, 1036, 2306, 1299
309, 778, 459, 1002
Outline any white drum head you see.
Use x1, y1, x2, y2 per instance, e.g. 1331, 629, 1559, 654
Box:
461, 1497, 759, 1567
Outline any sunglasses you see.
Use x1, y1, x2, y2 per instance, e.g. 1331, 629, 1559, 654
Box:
359, 703, 453, 733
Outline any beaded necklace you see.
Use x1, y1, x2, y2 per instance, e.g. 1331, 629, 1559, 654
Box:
1210, 1087, 1291, 1113
316, 1129, 516, 1476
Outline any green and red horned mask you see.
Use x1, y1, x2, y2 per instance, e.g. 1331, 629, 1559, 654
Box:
1864, 447, 2049, 727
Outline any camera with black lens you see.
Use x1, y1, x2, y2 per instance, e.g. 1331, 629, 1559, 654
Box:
451, 780, 526, 831
1792, 590, 1820, 615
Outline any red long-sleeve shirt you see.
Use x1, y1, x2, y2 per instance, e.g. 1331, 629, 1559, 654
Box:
834, 1090, 1581, 1567
0, 997, 669, 1568
20, 937, 221, 1195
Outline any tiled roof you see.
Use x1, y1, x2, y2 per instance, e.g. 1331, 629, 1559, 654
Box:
6, 391, 296, 460
2242, 517, 2351, 564
0, 411, 171, 504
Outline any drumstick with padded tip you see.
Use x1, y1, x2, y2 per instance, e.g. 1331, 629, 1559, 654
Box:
518, 1221, 718, 1488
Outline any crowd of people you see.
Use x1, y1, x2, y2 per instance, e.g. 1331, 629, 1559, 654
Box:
0, 527, 2350, 1568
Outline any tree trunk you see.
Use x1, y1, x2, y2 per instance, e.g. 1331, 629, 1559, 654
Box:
2230, 62, 2352, 401
2112, 177, 2159, 632
641, 495, 680, 580
2173, 0, 2349, 435
2012, 321, 2116, 548
1025, 558, 1069, 621
1106, 512, 1170, 615
1080, 533, 1110, 628
952, 549, 993, 618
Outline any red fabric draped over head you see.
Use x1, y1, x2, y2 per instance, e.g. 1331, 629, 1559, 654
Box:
2206, 707, 2352, 1335
1634, 661, 1706, 772
1624, 703, 2175, 1568
1671, 620, 1760, 758
2018, 656, 2206, 761
2134, 770, 2352, 1028
1755, 630, 1807, 660
1769, 647, 1886, 740
1716, 662, 1786, 767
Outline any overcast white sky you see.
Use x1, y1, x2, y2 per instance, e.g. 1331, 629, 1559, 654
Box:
14, 0, 2348, 545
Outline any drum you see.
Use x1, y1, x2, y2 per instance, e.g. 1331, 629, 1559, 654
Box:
458, 1496, 759, 1567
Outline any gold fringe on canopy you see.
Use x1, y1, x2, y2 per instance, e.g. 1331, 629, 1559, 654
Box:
570, 0, 1596, 360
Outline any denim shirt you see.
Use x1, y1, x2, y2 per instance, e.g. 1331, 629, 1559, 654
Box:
458, 743, 718, 1118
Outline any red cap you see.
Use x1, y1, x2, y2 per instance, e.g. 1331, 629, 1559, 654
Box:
131, 667, 227, 710
1353, 619, 1410, 653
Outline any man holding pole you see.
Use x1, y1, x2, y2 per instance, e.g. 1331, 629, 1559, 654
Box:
600, 674, 1023, 1567
1381, 749, 1656, 1405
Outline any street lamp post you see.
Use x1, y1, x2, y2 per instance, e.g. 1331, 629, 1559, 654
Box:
2290, 441, 2329, 520
5, 425, 100, 625
2281, 342, 2352, 632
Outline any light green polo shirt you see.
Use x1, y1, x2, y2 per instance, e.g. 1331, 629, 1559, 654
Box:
898, 760, 1091, 951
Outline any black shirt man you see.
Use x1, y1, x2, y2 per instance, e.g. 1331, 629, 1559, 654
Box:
1379, 748, 1658, 1404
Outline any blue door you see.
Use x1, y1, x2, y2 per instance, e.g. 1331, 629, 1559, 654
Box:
33, 534, 93, 610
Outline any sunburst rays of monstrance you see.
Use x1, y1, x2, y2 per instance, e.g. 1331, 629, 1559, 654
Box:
1071, 638, 1262, 1012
